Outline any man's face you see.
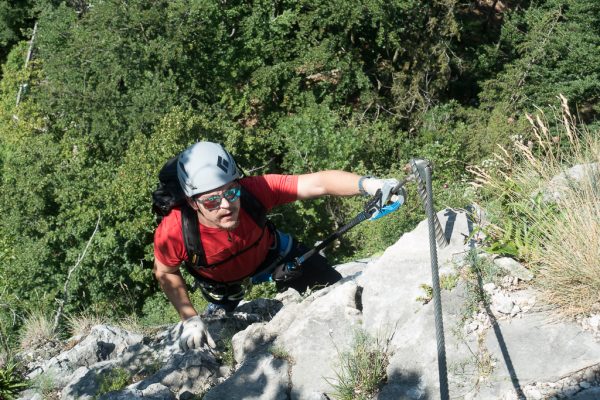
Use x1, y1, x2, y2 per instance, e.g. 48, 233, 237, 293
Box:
192, 181, 241, 230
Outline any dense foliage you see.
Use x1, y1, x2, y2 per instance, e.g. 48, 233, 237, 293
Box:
0, 0, 35, 68
0, 0, 597, 345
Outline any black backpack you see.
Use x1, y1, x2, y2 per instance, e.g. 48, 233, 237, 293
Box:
152, 155, 269, 281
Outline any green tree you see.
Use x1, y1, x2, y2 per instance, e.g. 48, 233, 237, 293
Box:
0, 0, 35, 68
479, 0, 600, 118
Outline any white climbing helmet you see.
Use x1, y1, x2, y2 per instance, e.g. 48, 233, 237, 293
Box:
176, 141, 240, 197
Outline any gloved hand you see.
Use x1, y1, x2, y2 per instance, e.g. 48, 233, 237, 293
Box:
179, 315, 216, 351
360, 177, 402, 205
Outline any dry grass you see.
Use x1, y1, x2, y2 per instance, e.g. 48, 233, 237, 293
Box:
67, 312, 162, 340
533, 164, 600, 315
65, 312, 105, 338
117, 314, 161, 335
20, 312, 56, 349
469, 95, 600, 317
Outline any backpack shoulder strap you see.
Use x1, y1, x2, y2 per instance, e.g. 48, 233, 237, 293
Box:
240, 186, 267, 228
181, 204, 206, 277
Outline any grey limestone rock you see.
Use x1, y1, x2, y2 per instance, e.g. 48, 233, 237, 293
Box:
16, 207, 600, 400
494, 257, 534, 282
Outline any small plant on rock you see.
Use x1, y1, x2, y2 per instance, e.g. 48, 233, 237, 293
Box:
474, 333, 496, 379
417, 274, 459, 305
269, 345, 293, 363
451, 332, 497, 389
216, 327, 238, 368
460, 250, 502, 323
29, 371, 59, 400
440, 273, 460, 291
416, 283, 433, 304
96, 367, 130, 397
245, 281, 278, 300
327, 329, 390, 400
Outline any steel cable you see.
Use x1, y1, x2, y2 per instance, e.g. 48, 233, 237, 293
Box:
411, 159, 450, 400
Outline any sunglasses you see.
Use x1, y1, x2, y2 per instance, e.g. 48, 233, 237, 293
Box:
195, 185, 241, 211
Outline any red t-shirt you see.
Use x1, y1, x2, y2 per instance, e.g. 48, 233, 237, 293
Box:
154, 175, 298, 282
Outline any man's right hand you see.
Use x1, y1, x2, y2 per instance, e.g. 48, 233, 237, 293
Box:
179, 315, 216, 350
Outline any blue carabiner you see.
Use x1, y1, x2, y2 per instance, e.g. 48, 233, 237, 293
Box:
370, 198, 403, 221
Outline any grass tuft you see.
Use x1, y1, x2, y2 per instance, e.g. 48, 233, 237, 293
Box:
533, 174, 600, 315
269, 345, 293, 363
66, 312, 105, 338
327, 329, 390, 400
19, 312, 56, 350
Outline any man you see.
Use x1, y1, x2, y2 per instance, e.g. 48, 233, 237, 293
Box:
153, 141, 399, 350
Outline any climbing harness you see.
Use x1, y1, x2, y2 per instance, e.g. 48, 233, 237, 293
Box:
251, 230, 294, 283
410, 158, 450, 400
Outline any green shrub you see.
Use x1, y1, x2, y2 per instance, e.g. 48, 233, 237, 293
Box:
140, 292, 181, 327
245, 281, 278, 301
0, 359, 28, 400
96, 367, 130, 397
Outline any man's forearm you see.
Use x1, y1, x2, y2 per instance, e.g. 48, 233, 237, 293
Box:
317, 170, 362, 196
156, 270, 198, 320
297, 170, 362, 199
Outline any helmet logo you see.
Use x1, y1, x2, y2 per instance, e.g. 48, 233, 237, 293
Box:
216, 155, 230, 174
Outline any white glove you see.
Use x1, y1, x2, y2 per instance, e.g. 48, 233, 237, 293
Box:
179, 315, 216, 351
361, 177, 401, 205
